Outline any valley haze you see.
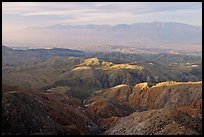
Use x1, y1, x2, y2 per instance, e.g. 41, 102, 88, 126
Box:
2, 2, 202, 135
3, 22, 202, 53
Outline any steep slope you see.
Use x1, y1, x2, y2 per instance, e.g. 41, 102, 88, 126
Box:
85, 96, 130, 119
2, 81, 202, 135
103, 108, 202, 135
87, 81, 202, 118
2, 85, 100, 135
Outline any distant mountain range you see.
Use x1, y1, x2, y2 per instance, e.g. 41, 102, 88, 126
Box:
4, 22, 202, 51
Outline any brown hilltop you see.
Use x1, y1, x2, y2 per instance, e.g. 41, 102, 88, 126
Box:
2, 81, 202, 135
86, 81, 202, 118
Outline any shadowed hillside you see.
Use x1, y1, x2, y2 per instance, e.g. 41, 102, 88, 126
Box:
88, 81, 202, 119
2, 46, 202, 135
2, 81, 202, 135
3, 50, 202, 99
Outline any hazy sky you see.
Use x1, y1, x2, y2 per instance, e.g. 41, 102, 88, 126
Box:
3, 2, 202, 29
2, 2, 202, 48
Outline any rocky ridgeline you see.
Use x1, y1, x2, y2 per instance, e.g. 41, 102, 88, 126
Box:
2, 81, 202, 135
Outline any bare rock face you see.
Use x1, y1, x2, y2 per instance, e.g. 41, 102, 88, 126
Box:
104, 108, 202, 135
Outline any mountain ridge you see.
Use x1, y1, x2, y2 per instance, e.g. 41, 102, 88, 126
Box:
5, 22, 201, 49
2, 79, 202, 135
28, 22, 201, 30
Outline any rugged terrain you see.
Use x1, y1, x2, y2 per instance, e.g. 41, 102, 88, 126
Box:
2, 46, 202, 99
102, 108, 202, 135
2, 81, 202, 135
2, 85, 100, 135
87, 81, 202, 118
2, 46, 202, 135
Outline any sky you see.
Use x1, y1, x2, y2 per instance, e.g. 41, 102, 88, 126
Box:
2, 2, 202, 48
2, 2, 202, 28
